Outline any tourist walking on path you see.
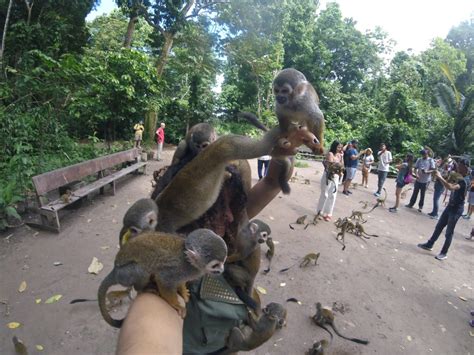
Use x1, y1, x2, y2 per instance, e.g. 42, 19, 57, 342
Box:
155, 122, 166, 161
374, 143, 392, 197
418, 160, 469, 260
361, 148, 374, 188
405, 149, 436, 212
389, 153, 414, 213
317, 140, 344, 221
428, 155, 456, 220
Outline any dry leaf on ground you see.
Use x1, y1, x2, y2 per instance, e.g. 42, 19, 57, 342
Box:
88, 257, 104, 275
18, 281, 27, 293
45, 294, 62, 304
256, 286, 267, 295
7, 322, 21, 329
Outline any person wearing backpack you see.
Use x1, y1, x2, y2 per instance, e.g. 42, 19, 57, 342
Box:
389, 153, 414, 212
405, 149, 436, 212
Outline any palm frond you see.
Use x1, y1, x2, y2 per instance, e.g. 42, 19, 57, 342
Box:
435, 83, 457, 116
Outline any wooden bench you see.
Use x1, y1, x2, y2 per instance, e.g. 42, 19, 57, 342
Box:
29, 148, 147, 232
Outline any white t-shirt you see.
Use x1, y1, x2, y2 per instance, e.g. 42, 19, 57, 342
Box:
363, 154, 374, 168
377, 150, 392, 172
258, 155, 271, 161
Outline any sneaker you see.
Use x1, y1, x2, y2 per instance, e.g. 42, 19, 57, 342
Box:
435, 253, 448, 260
347, 190, 353, 194
463, 215, 471, 220
388, 207, 397, 213
374, 192, 380, 197
364, 185, 368, 188
342, 191, 350, 196
405, 204, 413, 208
430, 215, 439, 220
417, 208, 422, 212
417, 243, 433, 251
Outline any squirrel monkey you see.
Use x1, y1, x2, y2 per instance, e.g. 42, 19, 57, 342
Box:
273, 68, 325, 154
222, 302, 287, 354
157, 127, 314, 233
312, 302, 369, 345
98, 229, 227, 327
119, 198, 158, 246
172, 123, 217, 165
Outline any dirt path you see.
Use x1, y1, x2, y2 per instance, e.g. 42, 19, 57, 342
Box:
1, 148, 473, 355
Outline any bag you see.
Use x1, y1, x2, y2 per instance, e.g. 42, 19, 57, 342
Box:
183, 275, 249, 354
403, 173, 413, 184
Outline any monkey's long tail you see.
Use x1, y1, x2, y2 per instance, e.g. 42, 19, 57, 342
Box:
70, 298, 96, 304
332, 325, 369, 345
98, 270, 123, 328
238, 112, 269, 131
313, 323, 334, 342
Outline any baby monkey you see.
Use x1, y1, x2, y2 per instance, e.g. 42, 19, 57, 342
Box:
221, 302, 287, 354
226, 219, 271, 263
98, 229, 227, 328
306, 339, 330, 355
119, 198, 158, 246
312, 302, 369, 345
171, 122, 217, 165
273, 68, 325, 154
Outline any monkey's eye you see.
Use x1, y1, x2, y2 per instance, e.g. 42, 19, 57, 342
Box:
261, 232, 268, 238
281, 88, 289, 94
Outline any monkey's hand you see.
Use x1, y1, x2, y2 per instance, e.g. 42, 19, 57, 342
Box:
271, 126, 318, 157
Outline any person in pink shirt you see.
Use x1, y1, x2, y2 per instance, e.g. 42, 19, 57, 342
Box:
155, 122, 166, 161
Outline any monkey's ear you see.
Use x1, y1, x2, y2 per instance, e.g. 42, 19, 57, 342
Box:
294, 82, 308, 97
249, 222, 258, 234
184, 249, 202, 267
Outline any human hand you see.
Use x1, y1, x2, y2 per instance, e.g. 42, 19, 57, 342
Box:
272, 126, 321, 156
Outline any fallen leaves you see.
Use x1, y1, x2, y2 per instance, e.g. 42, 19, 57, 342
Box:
35, 299, 42, 304
88, 257, 103, 275
45, 294, 62, 304
18, 281, 27, 293
7, 321, 21, 329
36, 345, 44, 351
256, 286, 267, 295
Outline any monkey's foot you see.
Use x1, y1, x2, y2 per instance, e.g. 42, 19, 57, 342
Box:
178, 284, 190, 303
156, 282, 187, 318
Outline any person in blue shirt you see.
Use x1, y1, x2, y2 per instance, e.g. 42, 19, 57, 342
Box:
342, 139, 360, 195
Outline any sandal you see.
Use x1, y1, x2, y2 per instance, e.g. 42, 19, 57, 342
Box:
323, 215, 332, 222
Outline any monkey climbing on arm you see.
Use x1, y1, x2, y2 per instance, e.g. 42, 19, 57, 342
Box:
118, 198, 158, 246
98, 229, 227, 328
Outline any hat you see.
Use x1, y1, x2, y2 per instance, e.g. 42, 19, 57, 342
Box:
420, 149, 428, 155
351, 139, 359, 145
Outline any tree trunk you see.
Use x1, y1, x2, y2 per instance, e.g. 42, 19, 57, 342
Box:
156, 33, 174, 77
0, 0, 14, 66
145, 110, 157, 143
24, 0, 34, 26
123, 14, 138, 48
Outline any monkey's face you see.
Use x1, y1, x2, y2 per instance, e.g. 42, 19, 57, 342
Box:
257, 230, 269, 244
273, 83, 293, 105
263, 302, 287, 327
205, 260, 225, 275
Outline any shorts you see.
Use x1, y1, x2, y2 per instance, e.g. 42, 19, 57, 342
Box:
345, 167, 357, 180
135, 133, 142, 141
469, 191, 474, 205
362, 166, 370, 178
396, 181, 405, 189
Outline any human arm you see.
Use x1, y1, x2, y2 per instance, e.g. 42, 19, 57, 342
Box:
433, 171, 461, 191
117, 293, 183, 355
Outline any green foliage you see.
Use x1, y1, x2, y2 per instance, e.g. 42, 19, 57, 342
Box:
294, 160, 310, 168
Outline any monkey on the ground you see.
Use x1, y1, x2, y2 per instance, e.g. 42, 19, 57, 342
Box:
263, 236, 275, 273
367, 188, 387, 212
219, 302, 287, 354
336, 218, 356, 250
306, 339, 330, 355
289, 214, 307, 229
312, 302, 369, 345
156, 127, 316, 233
118, 198, 158, 246
354, 222, 379, 239
280, 252, 320, 272
273, 68, 325, 154
349, 210, 368, 223
98, 229, 227, 328
171, 122, 217, 165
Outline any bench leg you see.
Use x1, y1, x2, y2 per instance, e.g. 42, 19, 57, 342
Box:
110, 181, 116, 195
33, 209, 60, 232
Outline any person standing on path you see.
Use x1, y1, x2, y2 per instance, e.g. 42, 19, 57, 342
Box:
133, 120, 144, 149
342, 140, 361, 195
417, 160, 469, 260
405, 149, 436, 212
388, 153, 414, 213
361, 148, 374, 188
374, 143, 392, 197
155, 122, 165, 161
317, 140, 344, 221
428, 155, 456, 220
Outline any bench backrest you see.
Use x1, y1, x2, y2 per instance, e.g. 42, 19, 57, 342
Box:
32, 148, 140, 196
